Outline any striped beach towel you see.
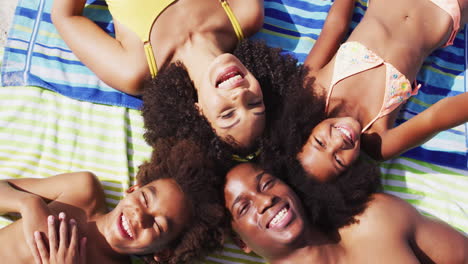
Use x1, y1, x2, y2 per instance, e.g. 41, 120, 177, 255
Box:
2, 0, 467, 169
1, 0, 142, 109
0, 0, 466, 263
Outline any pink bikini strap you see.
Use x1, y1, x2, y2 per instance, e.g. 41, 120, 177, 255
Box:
324, 83, 335, 114
361, 81, 421, 133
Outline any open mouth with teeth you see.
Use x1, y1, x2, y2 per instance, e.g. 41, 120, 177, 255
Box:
118, 213, 134, 240
267, 204, 293, 230
334, 125, 356, 148
215, 66, 245, 89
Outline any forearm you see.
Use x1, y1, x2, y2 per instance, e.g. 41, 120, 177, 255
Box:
426, 92, 468, 132
304, 0, 356, 70
51, 0, 146, 94
378, 92, 468, 160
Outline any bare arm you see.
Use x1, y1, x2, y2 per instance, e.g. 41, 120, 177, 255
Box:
0, 171, 102, 215
365, 194, 467, 263
411, 210, 468, 264
51, 0, 148, 95
303, 0, 356, 72
376, 92, 468, 160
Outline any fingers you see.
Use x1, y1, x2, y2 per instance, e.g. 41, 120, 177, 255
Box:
69, 218, 78, 251
58, 212, 68, 250
47, 215, 58, 257
28, 232, 42, 264
80, 237, 87, 263
34, 231, 48, 264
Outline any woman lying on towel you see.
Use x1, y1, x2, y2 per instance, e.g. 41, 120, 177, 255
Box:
0, 140, 225, 264
223, 162, 468, 264
52, 0, 273, 152
142, 40, 304, 166
261, 0, 468, 182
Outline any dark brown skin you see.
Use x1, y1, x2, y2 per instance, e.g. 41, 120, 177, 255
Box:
225, 163, 468, 264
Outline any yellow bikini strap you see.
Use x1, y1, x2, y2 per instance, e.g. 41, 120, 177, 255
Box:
232, 148, 262, 162
144, 42, 158, 78
220, 0, 245, 41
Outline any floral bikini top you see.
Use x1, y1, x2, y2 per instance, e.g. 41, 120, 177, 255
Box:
325, 41, 420, 132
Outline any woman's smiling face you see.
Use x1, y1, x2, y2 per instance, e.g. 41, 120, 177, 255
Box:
195, 53, 266, 148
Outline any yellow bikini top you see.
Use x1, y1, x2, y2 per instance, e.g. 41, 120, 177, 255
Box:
106, 0, 245, 78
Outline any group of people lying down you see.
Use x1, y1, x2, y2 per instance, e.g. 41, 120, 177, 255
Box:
2, 0, 468, 263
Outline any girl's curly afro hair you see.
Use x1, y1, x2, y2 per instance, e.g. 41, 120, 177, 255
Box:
259, 76, 382, 231
142, 39, 305, 168
136, 139, 226, 264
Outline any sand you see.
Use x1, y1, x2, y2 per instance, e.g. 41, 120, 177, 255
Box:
0, 0, 19, 48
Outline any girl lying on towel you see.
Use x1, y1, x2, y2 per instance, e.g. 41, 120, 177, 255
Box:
0, 140, 224, 264
263, 0, 468, 182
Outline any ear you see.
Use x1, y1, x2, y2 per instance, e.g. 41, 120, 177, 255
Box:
194, 102, 203, 115
232, 234, 252, 254
153, 248, 173, 263
125, 184, 141, 194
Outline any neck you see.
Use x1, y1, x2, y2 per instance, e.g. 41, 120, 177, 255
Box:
267, 228, 343, 264
177, 32, 229, 88
328, 97, 367, 128
86, 212, 128, 261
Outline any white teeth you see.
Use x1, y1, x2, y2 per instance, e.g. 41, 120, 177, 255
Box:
336, 126, 351, 141
121, 215, 133, 238
218, 74, 242, 88
269, 207, 288, 227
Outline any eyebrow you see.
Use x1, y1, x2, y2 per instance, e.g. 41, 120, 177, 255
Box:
253, 110, 265, 116
230, 171, 265, 213
148, 185, 156, 196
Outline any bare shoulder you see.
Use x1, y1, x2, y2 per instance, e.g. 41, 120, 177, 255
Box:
231, 0, 264, 36
367, 193, 416, 212
58, 171, 106, 210
349, 193, 417, 236
363, 193, 418, 221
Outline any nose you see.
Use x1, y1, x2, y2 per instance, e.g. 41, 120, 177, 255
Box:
229, 87, 248, 102
133, 206, 154, 228
256, 193, 276, 214
328, 128, 344, 152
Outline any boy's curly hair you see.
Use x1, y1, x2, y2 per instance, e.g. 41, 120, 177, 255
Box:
259, 77, 382, 231
136, 139, 226, 264
142, 39, 304, 167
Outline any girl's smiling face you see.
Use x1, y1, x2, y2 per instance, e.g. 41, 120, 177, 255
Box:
297, 117, 362, 182
107, 178, 191, 255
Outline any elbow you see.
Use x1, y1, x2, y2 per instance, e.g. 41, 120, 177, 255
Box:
104, 68, 147, 96
120, 74, 146, 96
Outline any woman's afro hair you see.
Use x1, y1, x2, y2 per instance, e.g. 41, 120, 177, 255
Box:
142, 39, 305, 168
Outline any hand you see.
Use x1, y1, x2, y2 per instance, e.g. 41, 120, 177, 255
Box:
33, 212, 87, 264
